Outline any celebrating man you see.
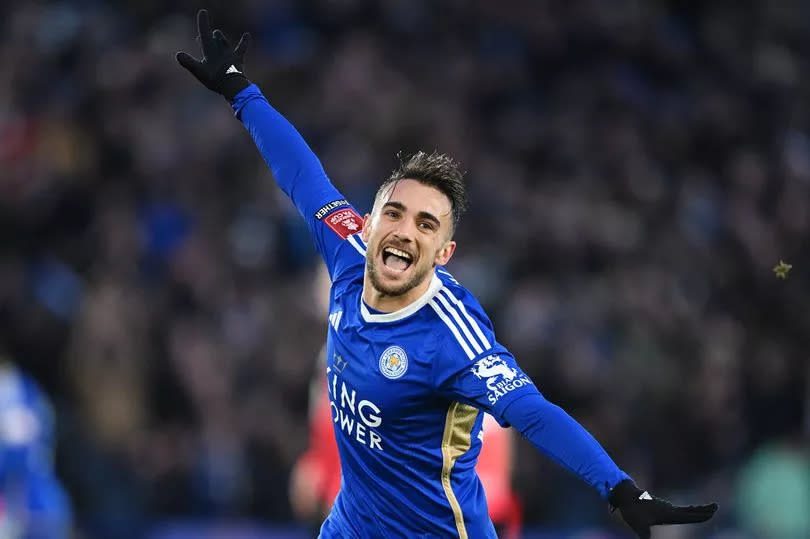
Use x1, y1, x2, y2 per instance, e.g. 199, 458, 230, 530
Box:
177, 10, 718, 538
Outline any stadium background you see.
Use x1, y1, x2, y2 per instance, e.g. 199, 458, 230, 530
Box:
1, 0, 809, 537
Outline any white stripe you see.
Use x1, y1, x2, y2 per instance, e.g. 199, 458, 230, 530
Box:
347, 234, 366, 257
436, 268, 458, 283
435, 293, 483, 355
430, 300, 474, 359
440, 288, 491, 350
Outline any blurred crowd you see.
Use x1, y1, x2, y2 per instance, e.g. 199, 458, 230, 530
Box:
1, 0, 810, 537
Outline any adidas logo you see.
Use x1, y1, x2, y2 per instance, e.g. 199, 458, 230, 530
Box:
329, 310, 343, 331
639, 491, 653, 501
226, 64, 242, 75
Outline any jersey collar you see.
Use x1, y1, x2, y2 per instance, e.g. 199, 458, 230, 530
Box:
360, 273, 443, 323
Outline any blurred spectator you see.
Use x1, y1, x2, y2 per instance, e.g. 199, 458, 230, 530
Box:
735, 435, 810, 539
0, 360, 72, 538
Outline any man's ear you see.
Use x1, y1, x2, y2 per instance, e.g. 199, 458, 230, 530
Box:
361, 213, 372, 242
434, 240, 456, 267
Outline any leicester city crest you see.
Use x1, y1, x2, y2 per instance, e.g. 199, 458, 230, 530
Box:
379, 345, 408, 379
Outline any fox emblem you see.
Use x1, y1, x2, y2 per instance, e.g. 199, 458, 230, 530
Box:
471, 355, 517, 391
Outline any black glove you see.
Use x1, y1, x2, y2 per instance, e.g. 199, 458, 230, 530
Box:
608, 479, 718, 539
176, 9, 252, 102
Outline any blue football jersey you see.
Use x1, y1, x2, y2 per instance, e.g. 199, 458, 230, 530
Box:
318, 235, 535, 539
233, 84, 629, 538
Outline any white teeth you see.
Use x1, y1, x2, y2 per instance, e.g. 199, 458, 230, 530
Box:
384, 247, 412, 261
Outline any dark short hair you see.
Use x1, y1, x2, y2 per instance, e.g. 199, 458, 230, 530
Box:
377, 151, 468, 232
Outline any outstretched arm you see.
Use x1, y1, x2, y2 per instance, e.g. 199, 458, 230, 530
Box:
501, 392, 629, 498
501, 393, 718, 539
433, 287, 718, 538
176, 9, 365, 275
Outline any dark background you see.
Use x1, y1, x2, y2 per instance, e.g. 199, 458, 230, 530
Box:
1, 0, 808, 537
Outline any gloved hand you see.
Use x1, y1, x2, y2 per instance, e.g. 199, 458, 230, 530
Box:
176, 9, 252, 101
608, 479, 718, 539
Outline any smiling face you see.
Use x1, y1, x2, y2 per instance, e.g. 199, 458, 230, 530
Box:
362, 179, 457, 303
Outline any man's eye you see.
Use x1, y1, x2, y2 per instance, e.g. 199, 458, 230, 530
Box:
386, 210, 399, 218
419, 222, 435, 231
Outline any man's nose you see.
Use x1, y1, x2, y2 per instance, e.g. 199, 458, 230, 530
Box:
392, 223, 415, 242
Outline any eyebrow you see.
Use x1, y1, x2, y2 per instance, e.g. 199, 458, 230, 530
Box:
382, 201, 442, 227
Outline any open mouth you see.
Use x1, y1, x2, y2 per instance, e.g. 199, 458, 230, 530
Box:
382, 246, 413, 272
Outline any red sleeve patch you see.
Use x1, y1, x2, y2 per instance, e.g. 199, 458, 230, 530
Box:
324, 208, 364, 239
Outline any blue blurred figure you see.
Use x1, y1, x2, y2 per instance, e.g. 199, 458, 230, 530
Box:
0, 360, 72, 539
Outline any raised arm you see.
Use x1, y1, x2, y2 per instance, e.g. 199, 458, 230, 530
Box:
176, 9, 365, 275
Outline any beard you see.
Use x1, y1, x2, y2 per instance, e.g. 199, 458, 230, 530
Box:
366, 255, 433, 298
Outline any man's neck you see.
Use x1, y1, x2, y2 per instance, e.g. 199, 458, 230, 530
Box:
361, 271, 433, 313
